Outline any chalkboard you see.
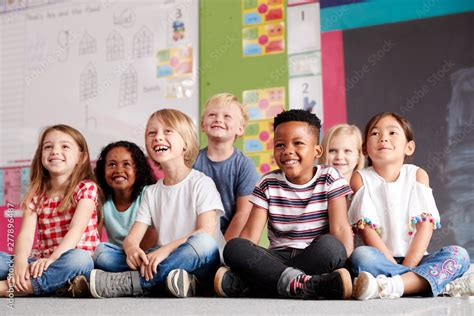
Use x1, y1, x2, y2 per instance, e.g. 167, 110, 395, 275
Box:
0, 0, 199, 167
343, 12, 474, 258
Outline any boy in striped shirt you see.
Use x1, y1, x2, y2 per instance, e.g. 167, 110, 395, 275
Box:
215, 109, 354, 299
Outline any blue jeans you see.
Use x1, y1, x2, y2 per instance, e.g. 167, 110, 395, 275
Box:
348, 245, 471, 296
94, 233, 221, 293
0, 249, 93, 295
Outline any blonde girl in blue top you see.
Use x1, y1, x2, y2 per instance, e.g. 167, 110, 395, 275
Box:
348, 112, 470, 300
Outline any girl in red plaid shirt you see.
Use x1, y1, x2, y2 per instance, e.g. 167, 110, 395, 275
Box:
0, 124, 100, 297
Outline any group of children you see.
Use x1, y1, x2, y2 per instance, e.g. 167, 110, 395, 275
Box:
0, 93, 472, 301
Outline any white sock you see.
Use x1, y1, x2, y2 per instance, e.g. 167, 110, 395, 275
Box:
391, 275, 404, 297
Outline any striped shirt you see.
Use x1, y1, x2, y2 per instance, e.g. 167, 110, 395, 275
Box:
250, 165, 352, 250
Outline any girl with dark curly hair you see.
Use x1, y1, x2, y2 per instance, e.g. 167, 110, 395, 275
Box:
93, 141, 157, 272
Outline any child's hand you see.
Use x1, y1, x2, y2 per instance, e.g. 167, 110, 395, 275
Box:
13, 259, 30, 292
142, 248, 169, 281
125, 247, 149, 270
29, 257, 57, 279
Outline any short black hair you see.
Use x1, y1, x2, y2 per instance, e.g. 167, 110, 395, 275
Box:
274, 109, 321, 141
95, 141, 157, 202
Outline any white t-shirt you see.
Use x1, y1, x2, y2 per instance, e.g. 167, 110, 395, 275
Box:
348, 164, 441, 257
135, 169, 225, 255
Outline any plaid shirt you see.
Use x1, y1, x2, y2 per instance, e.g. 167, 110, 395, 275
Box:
29, 180, 100, 258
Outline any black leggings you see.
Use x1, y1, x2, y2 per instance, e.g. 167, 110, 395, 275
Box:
223, 234, 347, 296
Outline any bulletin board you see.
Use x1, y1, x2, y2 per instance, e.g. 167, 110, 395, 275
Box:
199, 0, 289, 151
199, 0, 288, 179
0, 0, 199, 248
0, 0, 200, 169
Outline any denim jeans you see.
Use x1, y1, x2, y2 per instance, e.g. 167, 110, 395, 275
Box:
94, 233, 221, 293
93, 242, 161, 272
348, 245, 471, 296
224, 234, 347, 297
0, 249, 93, 295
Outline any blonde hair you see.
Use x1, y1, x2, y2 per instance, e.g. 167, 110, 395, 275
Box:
203, 92, 249, 130
22, 124, 96, 214
320, 124, 365, 171
146, 109, 198, 169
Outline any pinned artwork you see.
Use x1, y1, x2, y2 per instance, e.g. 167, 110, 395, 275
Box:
247, 151, 278, 175
243, 21, 285, 56
242, 0, 284, 26
156, 45, 193, 78
243, 86, 285, 120
243, 119, 274, 153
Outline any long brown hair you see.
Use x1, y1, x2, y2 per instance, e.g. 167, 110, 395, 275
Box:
22, 124, 96, 213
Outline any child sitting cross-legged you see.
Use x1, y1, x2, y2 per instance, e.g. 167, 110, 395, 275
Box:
214, 109, 354, 300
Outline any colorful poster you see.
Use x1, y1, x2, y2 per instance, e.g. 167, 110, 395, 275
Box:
243, 86, 285, 120
242, 0, 284, 26
243, 21, 285, 56
244, 119, 274, 153
248, 152, 278, 175
156, 45, 193, 78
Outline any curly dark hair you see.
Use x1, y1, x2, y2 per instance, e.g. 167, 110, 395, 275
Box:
95, 141, 157, 202
274, 109, 322, 142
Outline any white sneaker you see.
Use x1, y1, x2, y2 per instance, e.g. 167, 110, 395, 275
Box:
443, 273, 474, 297
353, 272, 401, 300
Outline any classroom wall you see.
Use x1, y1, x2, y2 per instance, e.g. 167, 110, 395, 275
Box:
199, 0, 289, 149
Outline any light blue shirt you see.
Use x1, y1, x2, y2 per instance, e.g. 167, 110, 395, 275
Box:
103, 190, 144, 247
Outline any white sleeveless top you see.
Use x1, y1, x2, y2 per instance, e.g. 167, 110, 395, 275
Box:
348, 164, 441, 257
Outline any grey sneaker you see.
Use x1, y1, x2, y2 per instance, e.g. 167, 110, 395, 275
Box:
56, 275, 90, 298
443, 273, 474, 297
90, 269, 142, 298
166, 269, 197, 298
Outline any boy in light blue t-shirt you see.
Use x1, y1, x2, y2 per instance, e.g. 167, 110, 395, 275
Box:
194, 93, 259, 241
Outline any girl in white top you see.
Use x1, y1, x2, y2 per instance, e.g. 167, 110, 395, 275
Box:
90, 109, 225, 299
348, 112, 470, 300
320, 124, 365, 183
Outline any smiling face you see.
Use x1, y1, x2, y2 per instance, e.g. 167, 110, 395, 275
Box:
41, 130, 82, 179
145, 116, 187, 169
273, 121, 322, 185
327, 134, 360, 179
201, 102, 244, 143
365, 115, 415, 166
104, 146, 136, 195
